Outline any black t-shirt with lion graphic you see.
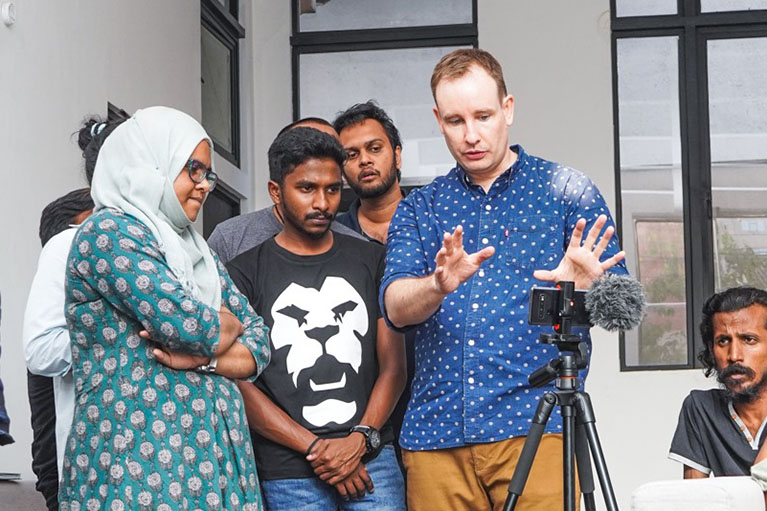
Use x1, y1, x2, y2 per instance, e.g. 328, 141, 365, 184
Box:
227, 233, 392, 480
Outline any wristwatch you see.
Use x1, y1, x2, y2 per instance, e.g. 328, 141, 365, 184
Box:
349, 425, 381, 454
198, 356, 218, 373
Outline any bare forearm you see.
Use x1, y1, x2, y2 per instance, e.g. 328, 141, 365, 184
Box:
212, 342, 256, 379
236, 381, 315, 454
683, 466, 708, 479
359, 372, 405, 430
215, 308, 243, 355
384, 275, 446, 328
360, 320, 407, 429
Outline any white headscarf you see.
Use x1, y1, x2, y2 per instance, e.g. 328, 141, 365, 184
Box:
91, 106, 221, 309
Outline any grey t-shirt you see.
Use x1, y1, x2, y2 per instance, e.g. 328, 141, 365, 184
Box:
669, 388, 767, 476
207, 206, 363, 264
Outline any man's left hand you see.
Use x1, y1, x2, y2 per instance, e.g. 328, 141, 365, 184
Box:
533, 214, 626, 289
307, 434, 367, 485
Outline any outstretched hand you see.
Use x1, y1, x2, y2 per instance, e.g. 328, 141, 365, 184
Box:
433, 225, 495, 295
533, 214, 625, 290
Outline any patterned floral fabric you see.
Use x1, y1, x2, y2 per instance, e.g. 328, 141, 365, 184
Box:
59, 208, 270, 511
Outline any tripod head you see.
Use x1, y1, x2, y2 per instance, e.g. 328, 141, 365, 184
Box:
528, 281, 589, 389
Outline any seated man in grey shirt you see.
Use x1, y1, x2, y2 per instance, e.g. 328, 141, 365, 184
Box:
208, 117, 362, 263
669, 287, 767, 477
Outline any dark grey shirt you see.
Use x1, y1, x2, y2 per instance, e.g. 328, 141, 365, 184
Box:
207, 206, 363, 264
669, 388, 767, 476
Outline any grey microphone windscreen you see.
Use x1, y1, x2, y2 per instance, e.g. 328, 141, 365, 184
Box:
585, 273, 645, 332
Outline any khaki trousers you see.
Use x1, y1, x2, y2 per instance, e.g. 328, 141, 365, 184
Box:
402, 434, 579, 511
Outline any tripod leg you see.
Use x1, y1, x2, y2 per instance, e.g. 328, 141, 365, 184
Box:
574, 393, 620, 511
563, 404, 576, 511
503, 393, 557, 511
575, 421, 596, 511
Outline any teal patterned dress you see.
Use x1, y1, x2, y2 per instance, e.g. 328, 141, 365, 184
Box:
59, 208, 270, 511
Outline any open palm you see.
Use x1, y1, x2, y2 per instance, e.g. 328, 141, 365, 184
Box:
434, 225, 495, 294
533, 215, 625, 289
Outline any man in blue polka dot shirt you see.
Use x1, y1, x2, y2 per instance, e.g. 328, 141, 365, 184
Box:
380, 48, 629, 511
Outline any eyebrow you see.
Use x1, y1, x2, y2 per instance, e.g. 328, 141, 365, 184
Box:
344, 137, 386, 150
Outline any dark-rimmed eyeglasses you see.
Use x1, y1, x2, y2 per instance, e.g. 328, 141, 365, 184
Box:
186, 159, 218, 191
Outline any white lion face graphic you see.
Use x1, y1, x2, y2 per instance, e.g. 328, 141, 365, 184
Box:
270, 276, 369, 427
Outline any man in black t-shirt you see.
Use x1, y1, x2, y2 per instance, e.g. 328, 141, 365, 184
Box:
669, 287, 767, 478
228, 127, 406, 510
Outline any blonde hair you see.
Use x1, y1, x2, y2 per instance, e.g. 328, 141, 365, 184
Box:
430, 48, 508, 102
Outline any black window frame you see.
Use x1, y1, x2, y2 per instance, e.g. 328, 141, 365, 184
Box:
291, 0, 477, 205
290, 1, 479, 119
611, 0, 767, 371
201, 0, 245, 167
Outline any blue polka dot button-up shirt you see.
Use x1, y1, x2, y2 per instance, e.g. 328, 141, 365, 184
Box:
380, 145, 628, 450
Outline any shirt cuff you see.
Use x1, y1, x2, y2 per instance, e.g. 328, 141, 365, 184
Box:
668, 452, 711, 475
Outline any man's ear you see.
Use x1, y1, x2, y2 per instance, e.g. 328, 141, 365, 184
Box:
502, 94, 515, 126
394, 145, 402, 170
432, 105, 446, 135
268, 180, 281, 205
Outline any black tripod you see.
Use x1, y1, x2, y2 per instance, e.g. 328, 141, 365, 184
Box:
503, 282, 619, 511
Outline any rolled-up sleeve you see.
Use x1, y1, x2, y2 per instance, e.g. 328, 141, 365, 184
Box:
379, 194, 434, 330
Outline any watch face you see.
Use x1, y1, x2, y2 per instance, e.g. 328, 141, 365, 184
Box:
369, 429, 381, 450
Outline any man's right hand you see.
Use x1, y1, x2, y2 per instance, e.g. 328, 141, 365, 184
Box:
334, 463, 374, 501
433, 225, 495, 295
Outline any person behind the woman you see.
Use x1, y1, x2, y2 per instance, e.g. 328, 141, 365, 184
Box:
60, 106, 270, 511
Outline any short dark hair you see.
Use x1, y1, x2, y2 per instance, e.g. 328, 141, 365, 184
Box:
77, 116, 126, 184
333, 101, 402, 152
39, 188, 94, 246
276, 117, 333, 137
268, 127, 346, 184
698, 286, 767, 376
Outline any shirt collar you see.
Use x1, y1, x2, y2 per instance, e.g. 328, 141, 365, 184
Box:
456, 144, 527, 192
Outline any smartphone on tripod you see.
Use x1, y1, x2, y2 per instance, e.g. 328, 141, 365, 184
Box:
527, 286, 591, 328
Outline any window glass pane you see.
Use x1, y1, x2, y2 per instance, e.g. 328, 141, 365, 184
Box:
614, 0, 676, 17
701, 0, 767, 12
298, 0, 472, 32
201, 26, 233, 153
617, 36, 688, 367
299, 46, 468, 185
708, 37, 767, 291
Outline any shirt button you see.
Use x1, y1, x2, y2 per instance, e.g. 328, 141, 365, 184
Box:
478, 270, 485, 277
472, 303, 479, 310
482, 237, 489, 244
468, 339, 475, 346
485, 205, 492, 211
468, 377, 475, 384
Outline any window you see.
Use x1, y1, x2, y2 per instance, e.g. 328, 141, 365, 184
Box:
201, 0, 244, 167
203, 182, 242, 240
612, 0, 767, 369
291, 0, 477, 188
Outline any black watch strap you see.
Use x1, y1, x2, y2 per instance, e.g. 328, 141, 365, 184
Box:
350, 425, 381, 454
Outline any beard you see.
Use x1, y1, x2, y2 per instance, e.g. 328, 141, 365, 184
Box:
716, 363, 767, 404
347, 161, 398, 199
280, 196, 333, 240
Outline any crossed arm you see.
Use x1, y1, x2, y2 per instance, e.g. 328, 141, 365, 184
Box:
384, 214, 626, 329
236, 317, 406, 500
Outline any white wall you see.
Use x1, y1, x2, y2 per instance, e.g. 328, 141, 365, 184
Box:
246, 0, 293, 208
0, 0, 204, 480
479, 0, 715, 507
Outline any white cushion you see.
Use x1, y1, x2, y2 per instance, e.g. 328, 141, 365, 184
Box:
631, 477, 764, 511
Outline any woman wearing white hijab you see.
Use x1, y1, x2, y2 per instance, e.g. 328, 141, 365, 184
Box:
60, 106, 270, 511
